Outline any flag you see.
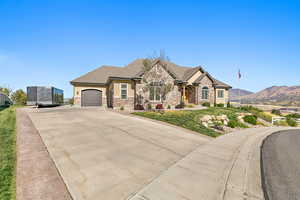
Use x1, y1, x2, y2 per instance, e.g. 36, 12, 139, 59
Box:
238, 69, 241, 79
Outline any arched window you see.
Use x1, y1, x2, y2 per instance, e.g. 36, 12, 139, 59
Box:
202, 87, 209, 99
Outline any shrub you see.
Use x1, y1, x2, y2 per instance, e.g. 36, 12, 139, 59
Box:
68, 98, 74, 105
240, 106, 272, 122
271, 109, 281, 115
147, 104, 152, 110
202, 102, 210, 107
243, 115, 257, 125
227, 102, 231, 108
167, 105, 171, 109
156, 104, 164, 110
175, 102, 185, 109
240, 106, 263, 113
135, 104, 144, 110
120, 106, 124, 111
286, 113, 300, 119
228, 120, 238, 128
216, 103, 224, 108
286, 118, 297, 127
274, 120, 289, 126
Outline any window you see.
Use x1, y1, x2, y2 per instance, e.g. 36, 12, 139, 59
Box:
121, 83, 127, 99
217, 90, 224, 98
149, 82, 161, 101
202, 87, 209, 99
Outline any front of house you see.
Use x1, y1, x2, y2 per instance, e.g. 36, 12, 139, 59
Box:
70, 59, 231, 109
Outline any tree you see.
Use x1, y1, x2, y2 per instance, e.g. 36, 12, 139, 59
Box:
11, 89, 27, 105
0, 86, 12, 96
140, 50, 173, 105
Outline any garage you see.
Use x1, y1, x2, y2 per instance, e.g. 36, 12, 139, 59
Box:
81, 89, 102, 107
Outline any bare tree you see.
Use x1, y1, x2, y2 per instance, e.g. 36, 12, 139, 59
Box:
141, 50, 173, 105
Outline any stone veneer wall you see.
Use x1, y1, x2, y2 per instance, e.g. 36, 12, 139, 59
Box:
113, 97, 135, 108
197, 76, 215, 105
111, 80, 135, 109
135, 63, 181, 107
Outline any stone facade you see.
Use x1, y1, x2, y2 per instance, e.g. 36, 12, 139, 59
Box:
197, 76, 215, 105
135, 63, 181, 107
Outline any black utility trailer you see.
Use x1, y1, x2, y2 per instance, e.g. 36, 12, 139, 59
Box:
0, 92, 12, 107
27, 86, 64, 107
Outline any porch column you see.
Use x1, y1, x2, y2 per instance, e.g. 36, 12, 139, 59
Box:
195, 85, 199, 104
182, 86, 185, 103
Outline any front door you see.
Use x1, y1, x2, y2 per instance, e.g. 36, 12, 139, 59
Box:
185, 86, 195, 104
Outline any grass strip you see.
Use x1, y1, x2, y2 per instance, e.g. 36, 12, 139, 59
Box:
0, 106, 17, 200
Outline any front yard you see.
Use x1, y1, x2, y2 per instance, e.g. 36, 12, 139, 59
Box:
133, 107, 253, 137
0, 106, 17, 200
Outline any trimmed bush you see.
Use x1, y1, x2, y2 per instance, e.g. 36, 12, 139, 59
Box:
286, 113, 300, 119
147, 104, 152, 110
271, 109, 281, 116
274, 120, 289, 126
216, 103, 224, 108
120, 106, 124, 111
167, 105, 171, 109
286, 118, 297, 127
227, 101, 231, 108
243, 115, 257, 125
175, 102, 185, 109
156, 104, 164, 110
134, 104, 144, 110
202, 102, 210, 107
228, 120, 238, 128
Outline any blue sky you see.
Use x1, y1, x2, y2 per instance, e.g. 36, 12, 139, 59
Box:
1, 0, 300, 98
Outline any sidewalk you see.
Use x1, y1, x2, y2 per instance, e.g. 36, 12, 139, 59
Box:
16, 109, 72, 200
128, 127, 291, 200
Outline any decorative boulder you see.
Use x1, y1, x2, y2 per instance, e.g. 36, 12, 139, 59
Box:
202, 122, 209, 128
201, 115, 213, 122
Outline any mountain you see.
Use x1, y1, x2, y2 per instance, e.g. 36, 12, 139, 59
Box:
229, 88, 254, 100
239, 86, 300, 106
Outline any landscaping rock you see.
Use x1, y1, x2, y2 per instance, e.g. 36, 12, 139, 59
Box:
216, 114, 228, 121
201, 115, 213, 122
202, 122, 209, 128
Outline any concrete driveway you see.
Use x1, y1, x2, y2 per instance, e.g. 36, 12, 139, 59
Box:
26, 107, 210, 200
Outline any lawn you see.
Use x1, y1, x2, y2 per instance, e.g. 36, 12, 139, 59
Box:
132, 107, 248, 137
0, 106, 17, 200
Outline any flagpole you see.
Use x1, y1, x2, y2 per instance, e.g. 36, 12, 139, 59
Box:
238, 69, 241, 109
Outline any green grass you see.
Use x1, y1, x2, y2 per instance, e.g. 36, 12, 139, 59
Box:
0, 106, 17, 200
132, 107, 248, 137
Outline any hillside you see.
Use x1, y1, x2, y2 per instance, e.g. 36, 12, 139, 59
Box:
240, 86, 300, 106
229, 88, 254, 100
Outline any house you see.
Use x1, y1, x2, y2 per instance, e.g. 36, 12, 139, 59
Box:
70, 59, 231, 108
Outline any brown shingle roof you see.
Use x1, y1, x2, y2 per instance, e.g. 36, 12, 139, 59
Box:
70, 59, 231, 88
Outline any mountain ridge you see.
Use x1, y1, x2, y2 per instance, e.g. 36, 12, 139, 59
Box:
231, 86, 300, 106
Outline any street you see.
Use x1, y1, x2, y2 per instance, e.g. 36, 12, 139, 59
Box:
261, 129, 300, 200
